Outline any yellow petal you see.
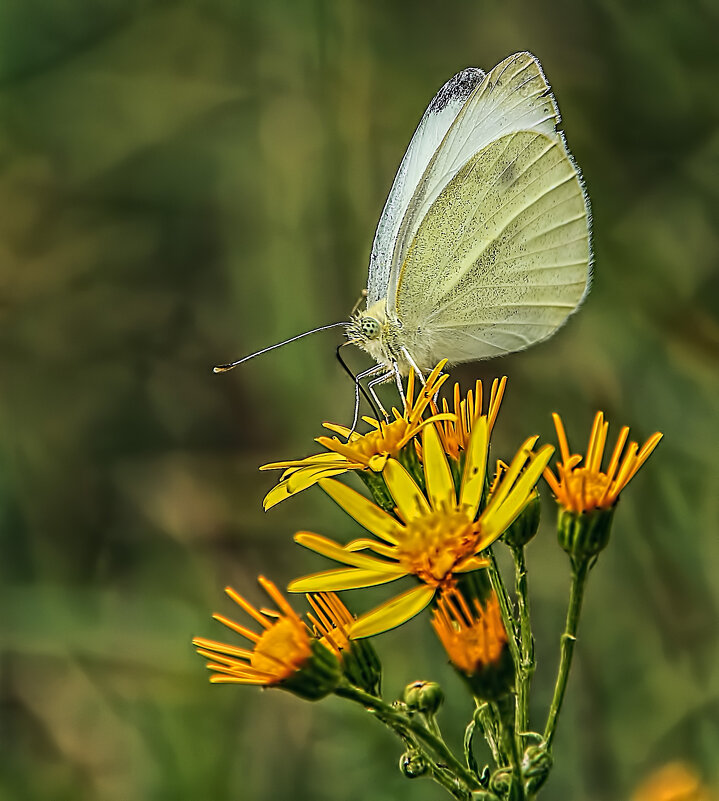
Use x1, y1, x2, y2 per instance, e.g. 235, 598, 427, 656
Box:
263, 467, 348, 510
318, 479, 402, 544
481, 444, 554, 540
459, 415, 489, 515
294, 532, 401, 572
454, 556, 489, 573
423, 423, 456, 508
321, 422, 360, 440
260, 451, 344, 471
288, 566, 406, 592
486, 435, 539, 509
383, 459, 430, 521
349, 584, 436, 639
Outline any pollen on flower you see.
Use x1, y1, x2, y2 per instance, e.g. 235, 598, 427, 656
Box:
396, 507, 479, 586
544, 411, 662, 513
432, 590, 507, 674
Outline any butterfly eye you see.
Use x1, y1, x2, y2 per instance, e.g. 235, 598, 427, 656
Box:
361, 317, 381, 339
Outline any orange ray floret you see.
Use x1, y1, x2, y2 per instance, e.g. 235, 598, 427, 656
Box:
544, 411, 662, 513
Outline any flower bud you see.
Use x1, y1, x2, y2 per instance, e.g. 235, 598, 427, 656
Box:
557, 505, 615, 563
402, 680, 444, 714
523, 744, 552, 794
490, 768, 512, 796
432, 590, 514, 702
399, 749, 429, 778
502, 489, 540, 548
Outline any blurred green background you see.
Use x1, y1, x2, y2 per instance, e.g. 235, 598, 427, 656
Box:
1, 1, 718, 799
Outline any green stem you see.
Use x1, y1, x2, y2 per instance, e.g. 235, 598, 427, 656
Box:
486, 548, 521, 673
336, 682, 481, 798
543, 557, 591, 747
474, 701, 502, 766
512, 545, 535, 738
492, 698, 526, 801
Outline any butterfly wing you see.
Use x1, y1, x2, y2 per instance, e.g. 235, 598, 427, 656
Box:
394, 129, 591, 364
367, 67, 486, 306
384, 51, 565, 316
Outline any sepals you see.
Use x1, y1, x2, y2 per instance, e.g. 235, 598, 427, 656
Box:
341, 638, 382, 696
501, 489, 540, 549
280, 638, 342, 701
558, 505, 615, 564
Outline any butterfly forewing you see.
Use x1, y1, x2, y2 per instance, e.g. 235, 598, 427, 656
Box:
385, 52, 563, 315
394, 130, 590, 364
367, 68, 485, 305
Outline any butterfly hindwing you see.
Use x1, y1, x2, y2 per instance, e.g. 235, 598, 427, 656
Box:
394, 130, 590, 364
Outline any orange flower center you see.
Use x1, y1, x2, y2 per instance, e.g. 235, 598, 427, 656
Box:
250, 617, 311, 680
396, 508, 478, 586
353, 420, 410, 470
565, 467, 611, 509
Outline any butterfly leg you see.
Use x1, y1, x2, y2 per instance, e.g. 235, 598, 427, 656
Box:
366, 372, 394, 422
400, 347, 426, 387
348, 364, 386, 438
390, 360, 406, 408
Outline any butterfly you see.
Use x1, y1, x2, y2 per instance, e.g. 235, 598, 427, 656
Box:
215, 52, 591, 414
344, 51, 591, 396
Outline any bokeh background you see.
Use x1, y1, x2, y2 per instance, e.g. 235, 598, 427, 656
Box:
2, 1, 718, 799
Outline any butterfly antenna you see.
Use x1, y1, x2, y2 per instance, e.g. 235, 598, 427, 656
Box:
213, 322, 347, 373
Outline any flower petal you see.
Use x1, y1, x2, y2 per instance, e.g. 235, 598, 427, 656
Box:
486, 435, 539, 509
382, 459, 430, 520
263, 467, 349, 510
318, 479, 402, 544
459, 415, 489, 515
454, 556, 489, 573
423, 423, 456, 508
349, 584, 437, 639
260, 451, 345, 471
294, 531, 401, 571
481, 444, 554, 541
288, 566, 406, 592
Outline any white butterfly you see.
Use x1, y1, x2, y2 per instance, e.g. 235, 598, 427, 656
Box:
345, 51, 591, 396
215, 52, 591, 417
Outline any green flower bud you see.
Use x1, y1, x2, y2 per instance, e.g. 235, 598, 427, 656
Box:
399, 749, 428, 778
402, 681, 444, 714
523, 744, 553, 794
557, 505, 615, 564
490, 768, 512, 796
502, 489, 541, 548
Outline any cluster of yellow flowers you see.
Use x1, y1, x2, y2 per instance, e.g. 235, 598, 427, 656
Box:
193, 361, 662, 706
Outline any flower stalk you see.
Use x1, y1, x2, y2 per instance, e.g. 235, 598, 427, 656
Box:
543, 555, 591, 747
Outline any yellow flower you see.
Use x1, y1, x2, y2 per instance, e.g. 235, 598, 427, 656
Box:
632, 763, 716, 801
431, 589, 507, 675
261, 361, 452, 510
431, 376, 507, 459
288, 418, 554, 638
192, 576, 342, 698
544, 411, 662, 513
